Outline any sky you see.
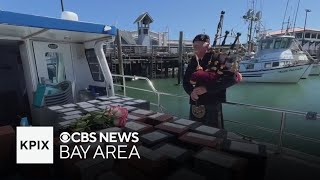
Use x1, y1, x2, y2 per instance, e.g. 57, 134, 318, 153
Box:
0, 0, 319, 42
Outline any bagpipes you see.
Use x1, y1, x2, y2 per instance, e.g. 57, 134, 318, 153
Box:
190, 11, 242, 87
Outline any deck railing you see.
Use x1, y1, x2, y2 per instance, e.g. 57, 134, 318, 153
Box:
111, 74, 320, 161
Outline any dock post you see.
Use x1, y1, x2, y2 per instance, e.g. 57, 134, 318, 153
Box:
164, 61, 168, 78
116, 29, 126, 95
177, 31, 183, 84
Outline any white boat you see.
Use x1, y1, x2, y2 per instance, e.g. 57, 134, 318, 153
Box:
239, 35, 312, 83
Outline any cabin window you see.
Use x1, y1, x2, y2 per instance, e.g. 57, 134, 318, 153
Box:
280, 38, 291, 49
246, 64, 254, 69
274, 39, 282, 49
280, 61, 285, 66
143, 29, 148, 35
45, 52, 66, 83
261, 39, 274, 50
317, 34, 320, 39
265, 63, 271, 68
312, 34, 317, 39
305, 33, 311, 39
295, 33, 302, 38
272, 62, 280, 67
85, 49, 105, 82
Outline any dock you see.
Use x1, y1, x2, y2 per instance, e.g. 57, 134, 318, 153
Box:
105, 44, 194, 79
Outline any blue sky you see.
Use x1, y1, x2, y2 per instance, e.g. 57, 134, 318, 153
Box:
0, 0, 319, 42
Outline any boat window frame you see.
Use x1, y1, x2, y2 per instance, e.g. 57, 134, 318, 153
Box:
85, 48, 105, 82
246, 63, 255, 70
305, 33, 311, 39
280, 38, 292, 49
311, 33, 317, 39
272, 61, 280, 67
260, 38, 274, 50
264, 63, 272, 68
295, 32, 303, 39
274, 38, 282, 49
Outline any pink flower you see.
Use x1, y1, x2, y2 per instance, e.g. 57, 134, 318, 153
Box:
235, 72, 242, 82
108, 106, 128, 127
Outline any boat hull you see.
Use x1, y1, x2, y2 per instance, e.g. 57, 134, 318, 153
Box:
240, 64, 311, 83
309, 63, 320, 76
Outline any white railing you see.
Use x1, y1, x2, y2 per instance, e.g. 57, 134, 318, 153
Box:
111, 74, 320, 159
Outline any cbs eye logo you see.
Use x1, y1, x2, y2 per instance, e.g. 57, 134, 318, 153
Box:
16, 127, 53, 164
60, 132, 71, 143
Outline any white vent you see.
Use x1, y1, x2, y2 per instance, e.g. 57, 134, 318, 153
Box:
61, 11, 79, 21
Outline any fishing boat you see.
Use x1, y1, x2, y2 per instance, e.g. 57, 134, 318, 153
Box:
239, 35, 312, 83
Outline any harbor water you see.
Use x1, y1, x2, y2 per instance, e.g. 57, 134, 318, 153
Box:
114, 76, 320, 156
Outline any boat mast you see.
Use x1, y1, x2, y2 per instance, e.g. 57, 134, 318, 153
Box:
243, 0, 261, 53
281, 0, 290, 34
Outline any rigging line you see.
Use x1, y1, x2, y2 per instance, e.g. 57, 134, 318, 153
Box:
293, 0, 301, 32
281, 0, 290, 34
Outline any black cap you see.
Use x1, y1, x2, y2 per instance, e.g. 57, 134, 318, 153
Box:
193, 34, 210, 43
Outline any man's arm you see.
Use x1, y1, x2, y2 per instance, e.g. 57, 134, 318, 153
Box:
183, 61, 195, 95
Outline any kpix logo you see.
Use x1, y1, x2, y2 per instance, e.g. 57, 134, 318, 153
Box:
16, 127, 53, 164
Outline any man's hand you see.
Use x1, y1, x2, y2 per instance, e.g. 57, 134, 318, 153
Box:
191, 86, 207, 101
191, 90, 199, 101
194, 86, 207, 95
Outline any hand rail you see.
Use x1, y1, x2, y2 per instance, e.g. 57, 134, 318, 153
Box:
111, 74, 320, 156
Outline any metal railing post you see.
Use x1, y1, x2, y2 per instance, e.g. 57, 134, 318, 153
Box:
157, 93, 161, 112
277, 112, 287, 154
123, 76, 126, 96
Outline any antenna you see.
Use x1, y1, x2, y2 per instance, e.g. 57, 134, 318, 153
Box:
60, 0, 65, 12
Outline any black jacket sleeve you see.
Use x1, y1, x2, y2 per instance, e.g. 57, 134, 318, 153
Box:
183, 60, 195, 95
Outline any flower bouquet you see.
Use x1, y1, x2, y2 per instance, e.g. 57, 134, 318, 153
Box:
67, 106, 128, 132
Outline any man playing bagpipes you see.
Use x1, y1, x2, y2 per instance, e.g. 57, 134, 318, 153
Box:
183, 34, 242, 128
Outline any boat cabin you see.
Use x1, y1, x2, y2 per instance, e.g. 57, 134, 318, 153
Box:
0, 11, 117, 126
240, 35, 310, 72
258, 35, 295, 51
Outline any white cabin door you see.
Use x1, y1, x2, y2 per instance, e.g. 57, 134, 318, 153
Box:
33, 41, 75, 85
